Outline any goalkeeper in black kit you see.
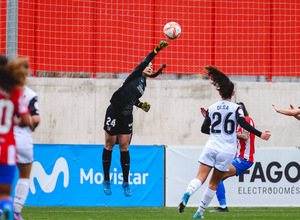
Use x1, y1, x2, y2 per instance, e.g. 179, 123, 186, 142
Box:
102, 41, 169, 197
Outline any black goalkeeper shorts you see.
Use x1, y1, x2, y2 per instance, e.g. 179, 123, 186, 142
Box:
103, 104, 133, 135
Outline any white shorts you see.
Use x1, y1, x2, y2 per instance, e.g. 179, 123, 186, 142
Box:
198, 147, 235, 172
15, 133, 34, 164
17, 147, 33, 164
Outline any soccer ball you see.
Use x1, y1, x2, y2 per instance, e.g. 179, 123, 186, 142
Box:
163, 22, 181, 40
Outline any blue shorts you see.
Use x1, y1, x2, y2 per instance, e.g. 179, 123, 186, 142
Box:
232, 157, 253, 176
0, 164, 16, 184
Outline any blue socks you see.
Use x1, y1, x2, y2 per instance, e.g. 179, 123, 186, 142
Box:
216, 180, 227, 206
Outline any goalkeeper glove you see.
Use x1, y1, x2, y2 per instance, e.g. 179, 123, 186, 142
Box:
137, 102, 151, 112
154, 41, 169, 54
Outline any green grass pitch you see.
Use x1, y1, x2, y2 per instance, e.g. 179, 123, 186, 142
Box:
21, 206, 300, 220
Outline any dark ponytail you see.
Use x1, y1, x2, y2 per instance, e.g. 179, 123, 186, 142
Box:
204, 66, 234, 99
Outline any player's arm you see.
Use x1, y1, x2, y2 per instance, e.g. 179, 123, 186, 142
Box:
30, 115, 39, 131
294, 114, 300, 121
135, 100, 151, 112
28, 96, 40, 131
272, 104, 300, 117
201, 109, 211, 134
18, 113, 31, 127
237, 117, 260, 137
237, 130, 249, 141
237, 117, 251, 141
131, 41, 169, 77
237, 117, 270, 140
290, 105, 300, 120
200, 107, 207, 117
148, 64, 166, 78
15, 89, 31, 127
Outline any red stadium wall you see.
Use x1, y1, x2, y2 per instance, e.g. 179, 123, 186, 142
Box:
2, 0, 300, 78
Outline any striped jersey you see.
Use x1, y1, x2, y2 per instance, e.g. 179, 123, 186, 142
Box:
236, 116, 255, 162
0, 87, 28, 165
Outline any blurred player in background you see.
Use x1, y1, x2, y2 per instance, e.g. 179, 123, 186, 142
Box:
13, 85, 40, 220
206, 102, 256, 212
272, 104, 300, 121
178, 66, 271, 219
0, 54, 30, 220
102, 41, 169, 197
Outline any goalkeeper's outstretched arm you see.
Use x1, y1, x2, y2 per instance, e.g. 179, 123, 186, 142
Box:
130, 41, 169, 79
149, 64, 166, 78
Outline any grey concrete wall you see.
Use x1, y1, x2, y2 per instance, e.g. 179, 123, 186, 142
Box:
28, 78, 300, 147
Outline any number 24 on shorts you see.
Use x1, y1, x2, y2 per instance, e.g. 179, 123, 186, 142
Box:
106, 117, 116, 127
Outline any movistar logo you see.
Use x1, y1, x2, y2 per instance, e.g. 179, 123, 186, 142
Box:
30, 157, 69, 194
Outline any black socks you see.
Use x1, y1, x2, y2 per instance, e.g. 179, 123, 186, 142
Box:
121, 151, 130, 183
102, 148, 112, 181
102, 149, 130, 183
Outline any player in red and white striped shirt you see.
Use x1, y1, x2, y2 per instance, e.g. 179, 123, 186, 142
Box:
236, 104, 255, 163
0, 55, 30, 220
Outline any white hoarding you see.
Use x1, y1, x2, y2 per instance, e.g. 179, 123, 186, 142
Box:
166, 145, 300, 207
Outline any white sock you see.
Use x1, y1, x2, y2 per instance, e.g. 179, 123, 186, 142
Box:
13, 178, 30, 213
198, 187, 216, 215
186, 178, 202, 195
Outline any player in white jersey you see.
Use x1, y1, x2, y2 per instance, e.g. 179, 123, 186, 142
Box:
208, 102, 256, 212
178, 66, 271, 219
272, 104, 300, 121
13, 86, 40, 220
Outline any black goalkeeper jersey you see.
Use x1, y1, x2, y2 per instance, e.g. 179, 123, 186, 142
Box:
110, 51, 157, 116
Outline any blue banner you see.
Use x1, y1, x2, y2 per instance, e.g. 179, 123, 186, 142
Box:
24, 144, 164, 206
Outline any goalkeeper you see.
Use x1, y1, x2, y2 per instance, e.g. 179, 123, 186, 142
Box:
102, 41, 169, 197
